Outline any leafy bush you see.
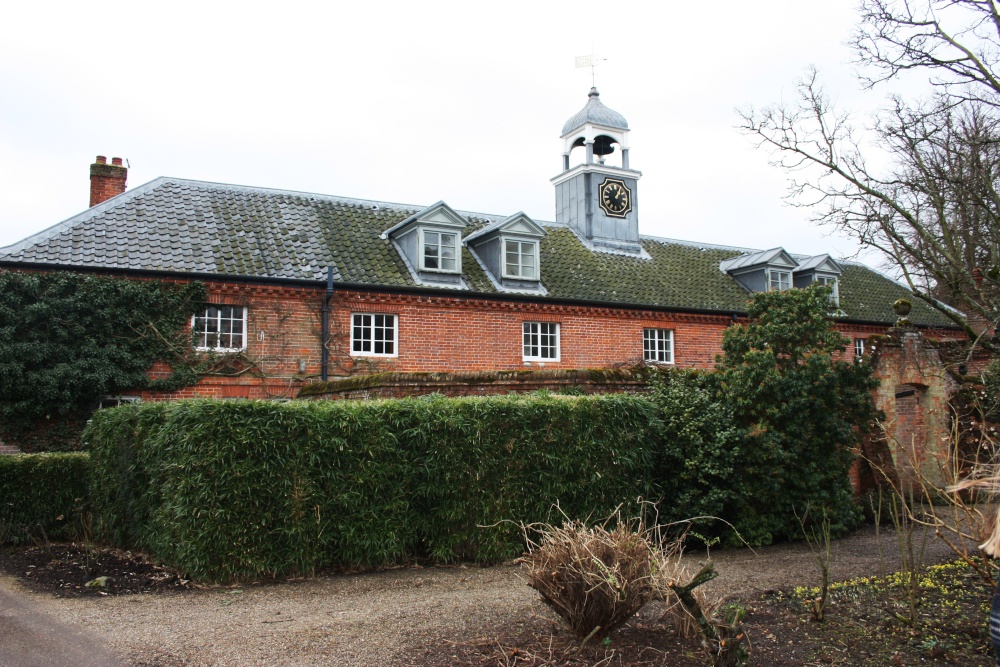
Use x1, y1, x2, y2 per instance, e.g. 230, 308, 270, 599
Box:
648, 369, 740, 532
86, 393, 657, 581
0, 453, 90, 544
87, 401, 173, 549
714, 285, 880, 545
0, 271, 206, 450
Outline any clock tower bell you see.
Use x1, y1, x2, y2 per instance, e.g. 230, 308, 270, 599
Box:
552, 88, 643, 255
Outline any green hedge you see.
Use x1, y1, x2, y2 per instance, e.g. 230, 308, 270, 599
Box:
87, 393, 658, 581
0, 453, 90, 544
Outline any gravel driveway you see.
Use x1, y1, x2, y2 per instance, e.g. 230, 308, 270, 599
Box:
1, 525, 966, 667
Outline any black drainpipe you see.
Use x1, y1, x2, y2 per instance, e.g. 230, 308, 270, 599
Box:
321, 267, 334, 381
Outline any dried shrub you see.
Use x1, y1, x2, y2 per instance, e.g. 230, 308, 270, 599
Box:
522, 520, 657, 641
656, 558, 724, 639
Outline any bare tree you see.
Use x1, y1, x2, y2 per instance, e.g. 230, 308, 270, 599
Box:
853, 0, 1000, 101
740, 0, 1000, 350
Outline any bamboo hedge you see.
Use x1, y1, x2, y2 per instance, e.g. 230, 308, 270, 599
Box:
86, 393, 658, 582
0, 452, 90, 544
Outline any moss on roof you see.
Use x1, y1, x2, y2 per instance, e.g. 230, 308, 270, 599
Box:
0, 178, 955, 328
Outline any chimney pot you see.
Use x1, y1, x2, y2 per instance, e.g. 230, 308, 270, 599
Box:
90, 154, 128, 207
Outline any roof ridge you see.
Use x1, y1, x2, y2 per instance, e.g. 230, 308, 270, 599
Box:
638, 234, 759, 254
130, 177, 527, 225
151, 177, 430, 213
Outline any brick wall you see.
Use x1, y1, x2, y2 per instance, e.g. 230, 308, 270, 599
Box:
866, 328, 959, 491
336, 288, 731, 372
141, 281, 324, 401
127, 280, 966, 401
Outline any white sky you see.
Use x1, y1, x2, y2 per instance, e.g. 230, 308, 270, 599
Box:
0, 1, 922, 263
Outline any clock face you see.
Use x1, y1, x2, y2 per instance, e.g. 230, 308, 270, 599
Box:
599, 178, 632, 218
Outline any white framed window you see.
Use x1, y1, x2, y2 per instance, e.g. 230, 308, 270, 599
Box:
98, 396, 141, 409
421, 229, 460, 273
351, 313, 397, 357
768, 269, 791, 292
817, 275, 840, 305
854, 337, 866, 358
503, 238, 539, 280
523, 322, 560, 361
643, 328, 674, 364
193, 305, 247, 352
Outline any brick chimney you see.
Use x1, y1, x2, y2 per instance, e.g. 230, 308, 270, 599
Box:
89, 155, 128, 207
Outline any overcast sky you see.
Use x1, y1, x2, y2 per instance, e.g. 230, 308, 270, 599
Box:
0, 1, 922, 264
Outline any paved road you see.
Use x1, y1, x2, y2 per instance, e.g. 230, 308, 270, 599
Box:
0, 580, 124, 667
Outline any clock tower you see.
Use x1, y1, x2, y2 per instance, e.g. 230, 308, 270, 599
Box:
551, 88, 643, 255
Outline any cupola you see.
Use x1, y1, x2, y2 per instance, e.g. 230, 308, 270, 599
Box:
552, 88, 644, 257
560, 87, 631, 170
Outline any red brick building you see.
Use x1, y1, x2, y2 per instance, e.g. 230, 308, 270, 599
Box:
0, 90, 960, 402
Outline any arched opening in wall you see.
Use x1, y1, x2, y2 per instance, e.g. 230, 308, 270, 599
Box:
892, 383, 928, 495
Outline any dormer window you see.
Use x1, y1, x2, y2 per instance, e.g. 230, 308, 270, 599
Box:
793, 255, 844, 307
816, 275, 839, 305
768, 269, 791, 292
422, 229, 460, 272
465, 212, 546, 292
381, 201, 469, 287
720, 247, 799, 295
503, 239, 538, 280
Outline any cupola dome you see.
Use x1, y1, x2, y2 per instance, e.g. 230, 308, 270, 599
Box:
560, 87, 629, 136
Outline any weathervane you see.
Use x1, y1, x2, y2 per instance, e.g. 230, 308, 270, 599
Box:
575, 54, 606, 88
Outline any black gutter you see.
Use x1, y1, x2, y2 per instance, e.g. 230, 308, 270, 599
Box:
0, 260, 960, 330
321, 267, 334, 381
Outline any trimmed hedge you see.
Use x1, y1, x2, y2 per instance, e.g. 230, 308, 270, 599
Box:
87, 393, 658, 581
0, 453, 90, 544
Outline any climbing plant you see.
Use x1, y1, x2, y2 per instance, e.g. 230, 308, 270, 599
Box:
0, 271, 207, 449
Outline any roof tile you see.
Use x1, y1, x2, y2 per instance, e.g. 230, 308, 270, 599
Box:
0, 177, 954, 327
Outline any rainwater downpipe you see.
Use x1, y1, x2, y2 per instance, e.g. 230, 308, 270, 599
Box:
321, 267, 334, 381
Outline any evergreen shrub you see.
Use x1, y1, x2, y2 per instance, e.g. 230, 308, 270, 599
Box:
0, 271, 206, 450
713, 285, 880, 545
87, 401, 173, 549
647, 369, 740, 533
86, 393, 657, 581
0, 452, 90, 544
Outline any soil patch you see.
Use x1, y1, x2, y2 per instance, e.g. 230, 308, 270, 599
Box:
411, 561, 994, 667
0, 531, 993, 666
0, 543, 192, 597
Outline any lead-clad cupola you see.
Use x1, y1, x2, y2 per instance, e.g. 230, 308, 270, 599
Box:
560, 87, 631, 169
552, 88, 644, 256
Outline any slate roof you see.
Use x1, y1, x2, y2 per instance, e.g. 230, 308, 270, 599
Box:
718, 247, 795, 272
0, 177, 955, 328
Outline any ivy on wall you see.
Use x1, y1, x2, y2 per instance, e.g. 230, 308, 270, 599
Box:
0, 271, 207, 449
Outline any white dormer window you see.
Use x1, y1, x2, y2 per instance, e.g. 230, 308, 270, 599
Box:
503, 239, 538, 280
768, 269, 791, 292
421, 229, 460, 273
817, 275, 839, 305
464, 212, 546, 290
